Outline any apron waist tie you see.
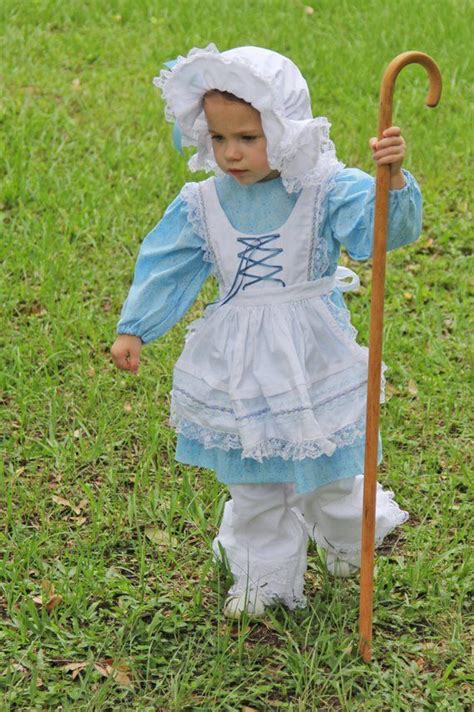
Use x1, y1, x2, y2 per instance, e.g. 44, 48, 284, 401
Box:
211, 266, 360, 308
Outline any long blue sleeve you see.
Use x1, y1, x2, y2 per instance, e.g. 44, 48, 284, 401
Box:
327, 167, 422, 260
117, 195, 212, 344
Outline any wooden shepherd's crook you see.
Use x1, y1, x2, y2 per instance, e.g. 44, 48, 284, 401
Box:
359, 52, 441, 663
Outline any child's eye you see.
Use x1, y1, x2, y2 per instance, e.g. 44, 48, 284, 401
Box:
210, 135, 223, 142
242, 136, 257, 142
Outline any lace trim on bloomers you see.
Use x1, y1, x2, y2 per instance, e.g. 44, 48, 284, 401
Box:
219, 551, 307, 610
213, 506, 307, 609
227, 566, 306, 611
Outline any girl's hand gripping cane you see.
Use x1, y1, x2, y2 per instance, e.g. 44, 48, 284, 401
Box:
359, 52, 441, 663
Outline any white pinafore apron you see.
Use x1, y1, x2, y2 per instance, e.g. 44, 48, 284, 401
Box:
170, 178, 385, 463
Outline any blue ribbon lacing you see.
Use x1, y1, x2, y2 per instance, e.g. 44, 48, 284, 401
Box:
211, 233, 286, 307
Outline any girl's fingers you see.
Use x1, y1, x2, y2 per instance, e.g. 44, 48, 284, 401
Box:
370, 139, 404, 155
373, 155, 404, 167
372, 146, 405, 160
128, 355, 140, 373
378, 136, 404, 147
372, 134, 405, 165
372, 137, 404, 151
374, 155, 403, 166
370, 127, 404, 169
111, 347, 134, 371
382, 126, 401, 137
115, 353, 130, 370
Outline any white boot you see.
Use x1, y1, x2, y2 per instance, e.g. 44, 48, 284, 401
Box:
326, 551, 360, 577
223, 588, 269, 619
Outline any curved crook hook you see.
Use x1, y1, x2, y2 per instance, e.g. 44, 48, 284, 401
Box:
378, 51, 442, 135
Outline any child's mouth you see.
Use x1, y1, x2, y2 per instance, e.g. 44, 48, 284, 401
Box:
228, 169, 247, 176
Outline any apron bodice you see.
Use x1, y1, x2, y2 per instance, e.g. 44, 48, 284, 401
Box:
198, 178, 317, 301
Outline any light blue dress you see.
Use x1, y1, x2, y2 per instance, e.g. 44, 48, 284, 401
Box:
118, 168, 422, 492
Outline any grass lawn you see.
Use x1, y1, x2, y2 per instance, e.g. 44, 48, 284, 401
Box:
1, 0, 472, 709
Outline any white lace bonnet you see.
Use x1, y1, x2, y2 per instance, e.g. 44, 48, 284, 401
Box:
153, 44, 341, 193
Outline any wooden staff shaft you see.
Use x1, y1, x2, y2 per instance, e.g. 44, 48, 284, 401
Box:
359, 52, 441, 663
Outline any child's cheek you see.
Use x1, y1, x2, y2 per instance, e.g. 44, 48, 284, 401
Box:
214, 145, 224, 166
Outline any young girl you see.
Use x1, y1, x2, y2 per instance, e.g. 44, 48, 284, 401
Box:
111, 45, 422, 619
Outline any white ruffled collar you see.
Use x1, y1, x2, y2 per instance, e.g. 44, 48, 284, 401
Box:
154, 44, 342, 193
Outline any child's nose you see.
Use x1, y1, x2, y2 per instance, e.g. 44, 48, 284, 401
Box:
224, 141, 242, 161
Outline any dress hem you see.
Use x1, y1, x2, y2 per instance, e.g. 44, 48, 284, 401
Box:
175, 439, 383, 494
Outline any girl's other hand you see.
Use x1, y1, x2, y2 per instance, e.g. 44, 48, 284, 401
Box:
369, 126, 406, 188
111, 334, 142, 373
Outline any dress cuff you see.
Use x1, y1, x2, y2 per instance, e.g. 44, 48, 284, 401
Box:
116, 328, 145, 343
389, 168, 417, 196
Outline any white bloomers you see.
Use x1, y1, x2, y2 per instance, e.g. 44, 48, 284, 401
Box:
213, 476, 408, 609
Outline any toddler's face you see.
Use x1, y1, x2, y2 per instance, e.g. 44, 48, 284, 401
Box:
203, 93, 279, 185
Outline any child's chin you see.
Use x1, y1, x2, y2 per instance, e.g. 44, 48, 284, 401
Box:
230, 173, 255, 184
